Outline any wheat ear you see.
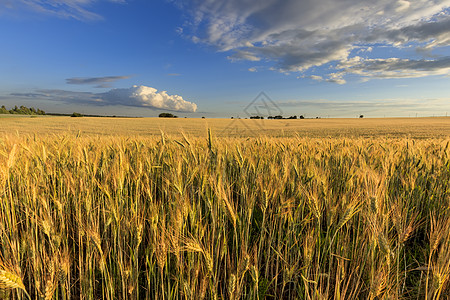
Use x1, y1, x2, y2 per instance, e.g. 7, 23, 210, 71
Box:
0, 269, 31, 299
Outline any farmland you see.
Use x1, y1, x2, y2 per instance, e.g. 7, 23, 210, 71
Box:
1, 116, 450, 299
1, 115, 450, 138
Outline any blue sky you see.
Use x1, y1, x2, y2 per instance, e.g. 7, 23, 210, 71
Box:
0, 0, 449, 118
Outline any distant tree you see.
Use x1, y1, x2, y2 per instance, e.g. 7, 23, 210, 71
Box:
250, 116, 264, 119
71, 112, 83, 117
268, 116, 274, 119
287, 116, 297, 119
359, 115, 364, 118
19, 106, 32, 115
202, 116, 205, 119
274, 115, 283, 119
299, 115, 305, 119
159, 113, 177, 118
10, 106, 19, 114
1, 105, 45, 115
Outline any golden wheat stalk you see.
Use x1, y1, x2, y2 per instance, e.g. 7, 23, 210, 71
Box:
0, 288, 11, 299
0, 268, 30, 299
6, 144, 17, 169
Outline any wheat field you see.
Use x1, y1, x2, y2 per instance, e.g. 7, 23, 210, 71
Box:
1, 116, 450, 138
1, 117, 450, 299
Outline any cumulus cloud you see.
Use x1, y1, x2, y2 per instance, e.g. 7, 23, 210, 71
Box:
11, 85, 198, 112
0, 0, 126, 20
66, 76, 131, 88
177, 0, 450, 81
102, 86, 197, 112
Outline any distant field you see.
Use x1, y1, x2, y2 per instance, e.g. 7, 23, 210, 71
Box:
0, 115, 450, 138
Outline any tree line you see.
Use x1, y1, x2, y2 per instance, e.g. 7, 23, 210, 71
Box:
0, 105, 46, 115
245, 115, 305, 119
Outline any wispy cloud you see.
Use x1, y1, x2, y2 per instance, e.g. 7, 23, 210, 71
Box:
66, 75, 131, 88
177, 0, 450, 82
275, 97, 450, 116
330, 56, 450, 83
11, 85, 198, 112
0, 0, 126, 21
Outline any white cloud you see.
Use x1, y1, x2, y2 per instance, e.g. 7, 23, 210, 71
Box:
299, 75, 323, 82
228, 50, 261, 62
0, 0, 125, 20
178, 0, 450, 81
11, 85, 198, 112
103, 85, 197, 112
335, 56, 450, 79
275, 97, 450, 116
396, 0, 411, 12
326, 73, 347, 85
